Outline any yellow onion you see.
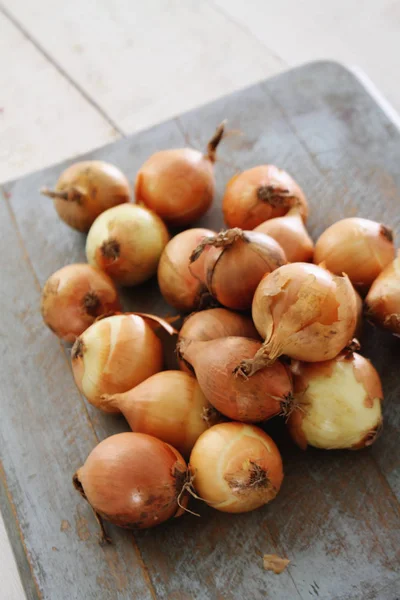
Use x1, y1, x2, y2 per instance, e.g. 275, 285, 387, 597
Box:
190, 228, 286, 310
101, 371, 221, 457
71, 314, 172, 412
86, 204, 169, 286
73, 432, 188, 535
157, 228, 215, 312
365, 252, 400, 335
178, 308, 259, 373
178, 336, 293, 422
236, 263, 357, 377
222, 165, 308, 230
314, 218, 395, 292
189, 422, 283, 513
41, 160, 131, 231
287, 352, 383, 450
135, 122, 225, 226
41, 264, 121, 342
255, 207, 314, 262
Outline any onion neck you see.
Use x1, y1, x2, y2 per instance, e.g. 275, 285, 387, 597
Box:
40, 186, 85, 204
205, 120, 226, 163
190, 228, 246, 263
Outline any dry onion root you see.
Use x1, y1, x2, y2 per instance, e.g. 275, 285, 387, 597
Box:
178, 336, 293, 422
314, 217, 395, 292
236, 263, 357, 377
41, 160, 131, 232
73, 432, 189, 538
86, 204, 169, 286
71, 313, 174, 412
135, 122, 226, 226
365, 252, 400, 335
101, 371, 222, 457
41, 264, 121, 342
190, 228, 287, 310
255, 207, 314, 263
157, 228, 216, 312
287, 351, 383, 450
222, 165, 308, 230
189, 422, 283, 513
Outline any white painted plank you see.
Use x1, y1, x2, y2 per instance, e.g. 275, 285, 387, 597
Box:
0, 512, 25, 600
0, 11, 119, 184
1, 0, 284, 134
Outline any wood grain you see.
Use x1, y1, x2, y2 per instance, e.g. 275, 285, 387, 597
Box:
1, 61, 400, 600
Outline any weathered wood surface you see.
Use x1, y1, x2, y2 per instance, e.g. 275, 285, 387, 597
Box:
1, 61, 400, 600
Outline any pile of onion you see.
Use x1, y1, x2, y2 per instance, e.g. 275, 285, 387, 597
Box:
287, 351, 383, 450
222, 165, 308, 230
41, 160, 131, 232
190, 422, 283, 513
41, 264, 121, 342
255, 207, 314, 263
73, 432, 188, 536
135, 122, 225, 226
190, 228, 286, 310
365, 252, 400, 335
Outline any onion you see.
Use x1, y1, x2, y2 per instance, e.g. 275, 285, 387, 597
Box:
314, 218, 395, 292
135, 122, 225, 226
71, 313, 172, 412
177, 336, 293, 422
222, 165, 308, 230
178, 308, 259, 373
189, 422, 283, 513
41, 264, 121, 342
101, 371, 221, 457
236, 263, 357, 377
73, 432, 188, 536
255, 207, 314, 263
190, 228, 286, 310
86, 204, 169, 286
157, 228, 216, 312
41, 160, 131, 232
365, 252, 400, 335
287, 351, 383, 450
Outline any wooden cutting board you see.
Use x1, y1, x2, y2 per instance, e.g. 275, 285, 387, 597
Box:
1, 61, 400, 600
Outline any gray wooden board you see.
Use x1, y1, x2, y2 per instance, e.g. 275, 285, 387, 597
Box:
1, 61, 400, 600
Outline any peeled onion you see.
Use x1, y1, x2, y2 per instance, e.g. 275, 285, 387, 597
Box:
190, 422, 283, 513
236, 263, 357, 377
41, 160, 131, 231
41, 264, 121, 342
222, 165, 308, 230
178, 336, 293, 422
86, 203, 169, 286
287, 352, 383, 450
190, 228, 286, 310
365, 252, 400, 335
157, 228, 215, 312
314, 218, 395, 291
73, 432, 188, 533
255, 207, 314, 262
71, 314, 166, 412
135, 122, 225, 226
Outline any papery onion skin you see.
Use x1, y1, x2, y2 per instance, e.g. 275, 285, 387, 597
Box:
287, 352, 383, 450
178, 308, 260, 373
71, 314, 163, 412
86, 204, 169, 286
365, 252, 400, 335
314, 218, 395, 291
158, 228, 215, 312
255, 207, 314, 263
135, 123, 225, 227
73, 432, 188, 529
190, 422, 283, 513
178, 336, 293, 422
102, 371, 221, 457
41, 161, 131, 232
222, 165, 308, 230
41, 264, 121, 342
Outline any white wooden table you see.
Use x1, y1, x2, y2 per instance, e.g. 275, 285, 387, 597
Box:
1, 1, 399, 598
